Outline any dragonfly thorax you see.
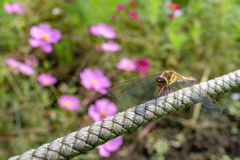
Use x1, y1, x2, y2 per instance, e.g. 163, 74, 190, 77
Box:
156, 76, 168, 88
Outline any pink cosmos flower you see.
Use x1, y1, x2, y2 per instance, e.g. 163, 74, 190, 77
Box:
80, 68, 111, 94
24, 55, 39, 66
28, 23, 61, 53
135, 59, 150, 75
116, 57, 137, 71
18, 63, 35, 76
5, 58, 35, 76
97, 136, 123, 157
5, 58, 21, 73
115, 4, 125, 12
101, 41, 121, 52
166, 1, 183, 20
89, 23, 117, 39
88, 98, 117, 122
57, 95, 80, 110
4, 3, 25, 14
37, 73, 57, 86
128, 10, 138, 20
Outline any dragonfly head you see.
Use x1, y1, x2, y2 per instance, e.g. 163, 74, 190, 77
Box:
156, 76, 168, 88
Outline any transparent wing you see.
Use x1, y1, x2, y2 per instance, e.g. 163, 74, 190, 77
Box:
107, 72, 163, 103
200, 99, 222, 115
175, 74, 222, 115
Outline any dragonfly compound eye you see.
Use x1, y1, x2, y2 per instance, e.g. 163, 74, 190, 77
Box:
156, 77, 162, 84
161, 77, 167, 84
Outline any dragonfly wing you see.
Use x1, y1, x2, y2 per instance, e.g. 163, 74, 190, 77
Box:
200, 99, 222, 115
108, 83, 131, 97
118, 80, 158, 103
190, 86, 215, 109
175, 74, 222, 115
108, 72, 163, 103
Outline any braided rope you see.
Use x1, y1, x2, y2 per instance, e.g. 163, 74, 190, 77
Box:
9, 70, 240, 160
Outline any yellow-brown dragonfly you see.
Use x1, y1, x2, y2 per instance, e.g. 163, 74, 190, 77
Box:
107, 70, 222, 115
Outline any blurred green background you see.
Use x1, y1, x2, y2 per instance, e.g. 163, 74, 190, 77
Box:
1, 0, 240, 159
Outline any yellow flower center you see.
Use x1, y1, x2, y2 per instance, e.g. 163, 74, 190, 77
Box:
65, 101, 72, 107
100, 112, 106, 118
42, 35, 48, 40
91, 79, 97, 85
43, 79, 50, 85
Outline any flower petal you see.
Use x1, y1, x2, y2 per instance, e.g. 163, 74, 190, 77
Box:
3, 3, 14, 13
41, 43, 53, 53
101, 41, 121, 52
97, 77, 111, 89
136, 59, 150, 74
38, 23, 51, 32
12, 3, 25, 14
37, 73, 57, 86
104, 136, 123, 152
95, 99, 109, 112
128, 10, 138, 20
88, 104, 101, 122
80, 68, 95, 90
89, 25, 101, 36
106, 102, 118, 117
97, 145, 111, 157
57, 95, 80, 110
93, 69, 104, 77
116, 57, 137, 71
81, 80, 93, 90
96, 88, 108, 95
97, 23, 117, 39
28, 38, 42, 47
48, 29, 61, 43
30, 26, 43, 39
18, 64, 35, 76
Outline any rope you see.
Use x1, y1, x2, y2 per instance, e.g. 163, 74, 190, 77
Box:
9, 69, 240, 160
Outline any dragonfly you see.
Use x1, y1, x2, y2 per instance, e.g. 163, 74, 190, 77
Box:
107, 70, 222, 115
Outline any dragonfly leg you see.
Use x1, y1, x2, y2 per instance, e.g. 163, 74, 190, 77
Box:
156, 88, 161, 96
158, 87, 167, 98
169, 85, 178, 91
166, 86, 169, 97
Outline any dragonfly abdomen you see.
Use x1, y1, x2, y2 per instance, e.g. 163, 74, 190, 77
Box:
177, 76, 197, 82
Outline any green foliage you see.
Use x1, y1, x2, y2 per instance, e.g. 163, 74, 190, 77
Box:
1, 0, 240, 159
